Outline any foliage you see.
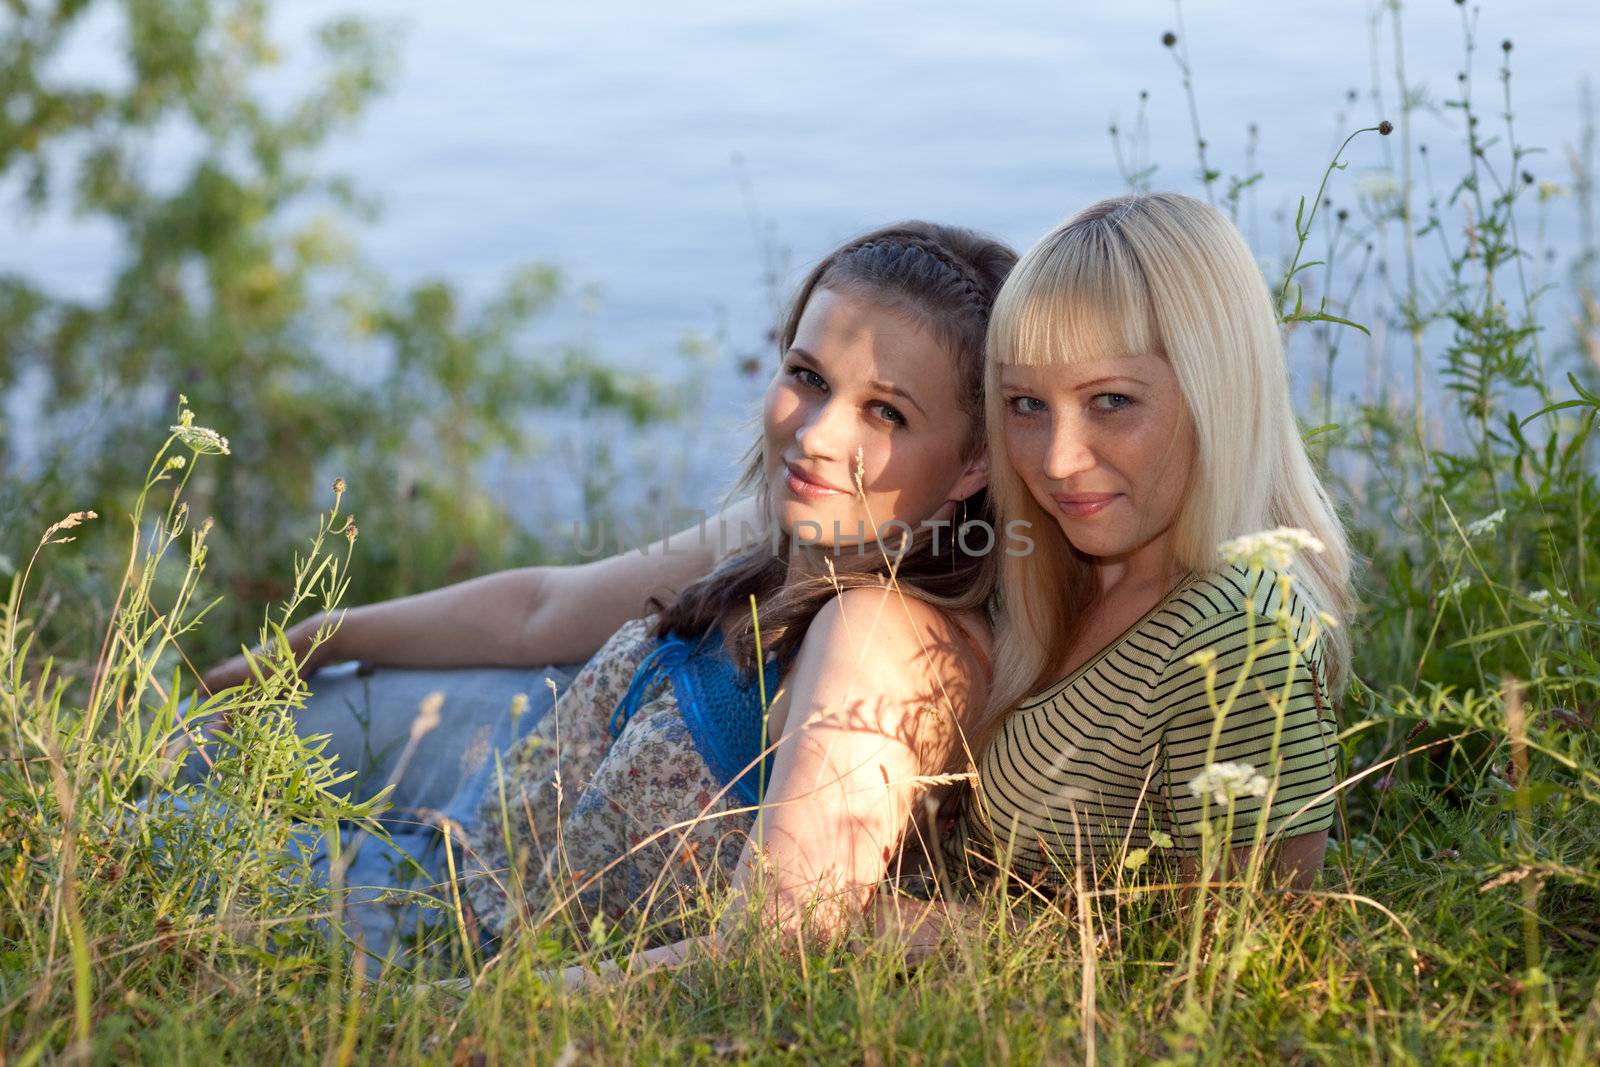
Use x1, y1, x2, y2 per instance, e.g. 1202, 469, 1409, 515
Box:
2, 0, 1600, 1064
0, 0, 673, 665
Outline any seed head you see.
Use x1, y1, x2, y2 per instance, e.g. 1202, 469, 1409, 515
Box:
332, 477, 346, 495
1521, 171, 1534, 185
1336, 208, 1349, 222
1501, 38, 1512, 53
1377, 120, 1394, 136
1161, 31, 1177, 47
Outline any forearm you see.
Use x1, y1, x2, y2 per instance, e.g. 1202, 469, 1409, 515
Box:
317, 567, 550, 669
311, 497, 763, 672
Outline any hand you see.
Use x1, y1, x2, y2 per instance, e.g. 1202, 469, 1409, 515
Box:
199, 611, 333, 696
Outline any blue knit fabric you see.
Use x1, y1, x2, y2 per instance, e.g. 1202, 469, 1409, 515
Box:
609, 630, 782, 806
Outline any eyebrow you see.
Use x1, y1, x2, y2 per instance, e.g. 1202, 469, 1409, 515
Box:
995, 373, 1149, 391
1073, 375, 1149, 390
790, 347, 929, 418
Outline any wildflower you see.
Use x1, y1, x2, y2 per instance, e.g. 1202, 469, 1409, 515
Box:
1218, 527, 1326, 571
170, 419, 231, 456
509, 693, 530, 720
1149, 829, 1174, 849
1442, 578, 1471, 600
332, 477, 347, 496
1538, 181, 1569, 202
163, 455, 187, 472
1377, 119, 1394, 136
1188, 761, 1269, 806
1354, 171, 1401, 202
1161, 31, 1177, 47
1463, 509, 1505, 539
1528, 588, 1571, 621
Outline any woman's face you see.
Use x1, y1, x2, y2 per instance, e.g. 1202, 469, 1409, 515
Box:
996, 353, 1195, 571
761, 287, 987, 549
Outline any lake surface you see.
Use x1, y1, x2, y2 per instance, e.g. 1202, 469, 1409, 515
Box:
3, 0, 1596, 539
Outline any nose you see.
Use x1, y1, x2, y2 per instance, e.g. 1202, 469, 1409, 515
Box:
794, 397, 852, 461
1041, 414, 1096, 481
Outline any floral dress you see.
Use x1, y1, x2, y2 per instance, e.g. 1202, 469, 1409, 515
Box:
461, 618, 754, 942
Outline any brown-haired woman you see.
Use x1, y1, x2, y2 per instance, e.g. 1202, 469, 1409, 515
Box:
198, 222, 1017, 976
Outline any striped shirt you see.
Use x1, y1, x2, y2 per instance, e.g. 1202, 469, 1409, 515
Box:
950, 563, 1338, 884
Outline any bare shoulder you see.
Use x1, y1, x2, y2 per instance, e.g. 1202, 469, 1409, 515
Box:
800, 587, 990, 700
816, 586, 984, 649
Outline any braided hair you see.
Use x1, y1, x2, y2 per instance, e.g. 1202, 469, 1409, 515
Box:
651, 221, 1019, 671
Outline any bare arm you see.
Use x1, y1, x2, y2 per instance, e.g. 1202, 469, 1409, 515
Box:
545, 586, 988, 988
726, 587, 987, 939
201, 497, 762, 692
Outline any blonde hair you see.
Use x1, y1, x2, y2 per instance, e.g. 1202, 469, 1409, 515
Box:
982, 192, 1354, 727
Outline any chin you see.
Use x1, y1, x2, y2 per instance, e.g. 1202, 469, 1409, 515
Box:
1051, 520, 1124, 560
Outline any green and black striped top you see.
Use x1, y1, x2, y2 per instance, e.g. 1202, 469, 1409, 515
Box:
951, 562, 1338, 884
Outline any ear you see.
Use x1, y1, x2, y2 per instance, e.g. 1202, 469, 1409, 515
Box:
949, 449, 990, 505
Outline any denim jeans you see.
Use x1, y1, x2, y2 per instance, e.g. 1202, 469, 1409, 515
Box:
179, 659, 579, 970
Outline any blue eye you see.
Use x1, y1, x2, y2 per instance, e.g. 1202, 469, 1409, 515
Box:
1009, 395, 1047, 415
872, 401, 907, 426
791, 367, 827, 391
1091, 393, 1134, 412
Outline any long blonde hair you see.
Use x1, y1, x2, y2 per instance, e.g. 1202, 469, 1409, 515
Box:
982, 192, 1354, 728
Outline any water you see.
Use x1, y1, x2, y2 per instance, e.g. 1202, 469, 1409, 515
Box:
3, 0, 1596, 537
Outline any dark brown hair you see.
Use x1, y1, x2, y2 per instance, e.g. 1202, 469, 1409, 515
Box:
651, 221, 1019, 670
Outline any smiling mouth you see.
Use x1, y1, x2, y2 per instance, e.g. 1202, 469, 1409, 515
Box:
1051, 493, 1119, 518
784, 463, 847, 500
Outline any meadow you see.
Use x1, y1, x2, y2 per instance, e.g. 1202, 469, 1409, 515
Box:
2, 2, 1598, 1063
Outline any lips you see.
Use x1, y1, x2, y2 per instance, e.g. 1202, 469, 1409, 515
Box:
1050, 492, 1119, 518
784, 462, 848, 500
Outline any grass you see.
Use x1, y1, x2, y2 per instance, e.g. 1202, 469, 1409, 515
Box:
4, 6, 1600, 1065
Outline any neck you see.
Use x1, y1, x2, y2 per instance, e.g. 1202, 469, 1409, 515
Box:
782, 540, 829, 592
1092, 528, 1185, 599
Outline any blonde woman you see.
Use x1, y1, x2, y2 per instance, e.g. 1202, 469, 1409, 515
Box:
941, 192, 1352, 893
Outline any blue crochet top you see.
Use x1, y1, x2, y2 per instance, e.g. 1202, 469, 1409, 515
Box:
608, 629, 783, 807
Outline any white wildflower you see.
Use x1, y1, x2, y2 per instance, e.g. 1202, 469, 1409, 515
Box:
170, 419, 231, 455
1442, 578, 1471, 600
1218, 527, 1326, 571
1354, 170, 1402, 203
1188, 761, 1270, 806
1463, 509, 1505, 539
1528, 589, 1571, 621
